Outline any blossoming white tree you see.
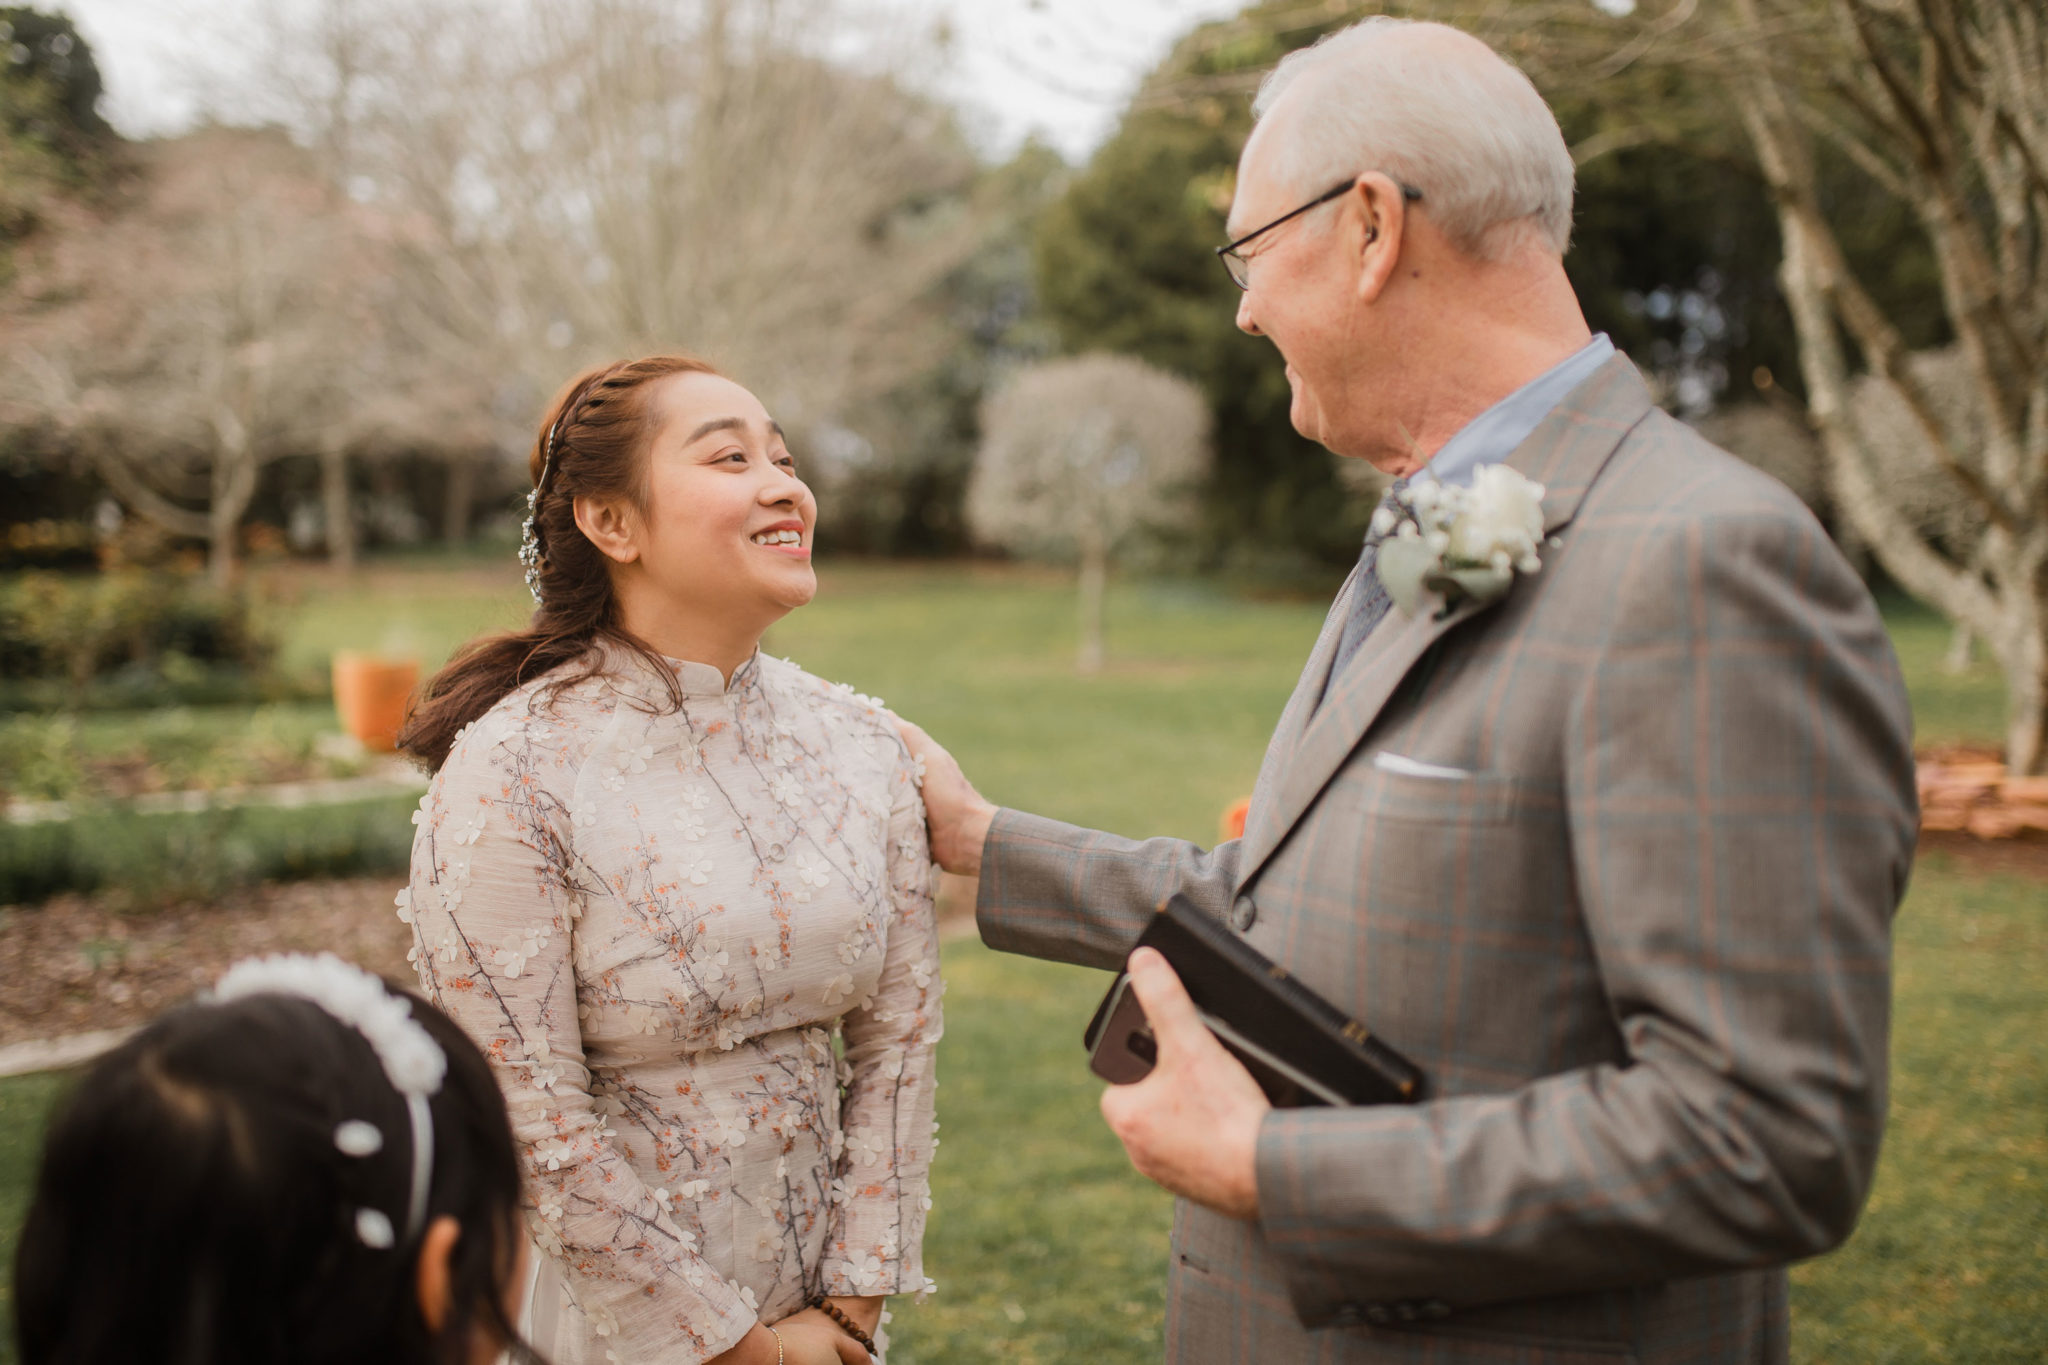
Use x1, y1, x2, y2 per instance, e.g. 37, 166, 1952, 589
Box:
967, 354, 1211, 672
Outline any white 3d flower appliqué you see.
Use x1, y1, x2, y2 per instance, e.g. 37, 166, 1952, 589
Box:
793, 852, 831, 903
1375, 465, 1549, 618
689, 940, 729, 984
494, 924, 550, 979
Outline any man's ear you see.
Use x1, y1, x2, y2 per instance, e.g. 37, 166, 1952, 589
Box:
1349, 172, 1411, 306
414, 1214, 462, 1334
574, 495, 641, 565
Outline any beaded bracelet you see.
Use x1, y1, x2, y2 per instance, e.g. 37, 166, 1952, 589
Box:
807, 1294, 877, 1357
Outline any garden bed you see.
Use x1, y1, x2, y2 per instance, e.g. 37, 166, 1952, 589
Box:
0, 702, 381, 806
0, 875, 413, 1049
0, 790, 422, 906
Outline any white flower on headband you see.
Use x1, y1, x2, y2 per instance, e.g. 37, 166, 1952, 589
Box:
213, 953, 448, 1097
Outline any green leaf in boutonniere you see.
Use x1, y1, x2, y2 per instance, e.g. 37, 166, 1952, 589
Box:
1375, 533, 1436, 618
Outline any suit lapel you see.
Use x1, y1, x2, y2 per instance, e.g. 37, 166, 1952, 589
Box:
1235, 355, 1655, 887
1269, 570, 1358, 771
1237, 570, 1357, 863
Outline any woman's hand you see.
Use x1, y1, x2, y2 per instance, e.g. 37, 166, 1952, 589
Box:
822, 1294, 884, 1339
771, 1308, 874, 1363
708, 1315, 869, 1365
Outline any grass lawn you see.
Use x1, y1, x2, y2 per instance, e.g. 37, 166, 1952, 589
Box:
1877, 591, 2011, 750
2, 558, 2040, 1363
0, 1072, 65, 1356
258, 557, 1327, 844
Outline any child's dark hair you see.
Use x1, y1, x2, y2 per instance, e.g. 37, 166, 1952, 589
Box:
12, 976, 541, 1365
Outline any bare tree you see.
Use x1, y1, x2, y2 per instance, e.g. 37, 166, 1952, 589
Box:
1710, 0, 2047, 772
968, 354, 1210, 672
232, 0, 984, 467
0, 127, 408, 586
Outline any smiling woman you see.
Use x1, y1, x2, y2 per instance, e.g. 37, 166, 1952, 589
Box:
390, 357, 940, 1365
399, 356, 814, 770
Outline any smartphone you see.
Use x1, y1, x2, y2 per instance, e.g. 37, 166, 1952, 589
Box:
1085, 973, 1352, 1107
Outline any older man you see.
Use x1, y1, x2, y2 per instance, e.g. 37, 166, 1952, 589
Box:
902, 17, 1917, 1365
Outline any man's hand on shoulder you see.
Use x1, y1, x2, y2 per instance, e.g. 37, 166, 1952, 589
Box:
893, 718, 997, 877
1101, 947, 1269, 1221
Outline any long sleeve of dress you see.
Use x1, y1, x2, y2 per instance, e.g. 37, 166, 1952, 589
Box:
818, 745, 942, 1298
405, 726, 758, 1362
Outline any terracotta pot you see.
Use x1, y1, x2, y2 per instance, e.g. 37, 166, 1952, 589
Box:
332, 652, 420, 752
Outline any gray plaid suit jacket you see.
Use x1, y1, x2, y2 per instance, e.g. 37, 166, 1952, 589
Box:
975, 357, 1918, 1364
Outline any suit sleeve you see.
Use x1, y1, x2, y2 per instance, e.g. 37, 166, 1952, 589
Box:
975, 808, 1243, 972
1253, 503, 1918, 1320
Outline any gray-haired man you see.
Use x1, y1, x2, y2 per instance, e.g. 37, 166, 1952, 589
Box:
902, 17, 1916, 1364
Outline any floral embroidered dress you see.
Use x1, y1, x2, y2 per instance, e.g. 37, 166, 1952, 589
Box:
401, 646, 940, 1364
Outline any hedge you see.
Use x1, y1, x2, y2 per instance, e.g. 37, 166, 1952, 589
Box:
0, 793, 418, 906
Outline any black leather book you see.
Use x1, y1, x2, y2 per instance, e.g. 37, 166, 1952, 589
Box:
1083, 893, 1425, 1108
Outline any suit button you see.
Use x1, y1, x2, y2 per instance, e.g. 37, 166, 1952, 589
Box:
1421, 1299, 1451, 1319
1363, 1304, 1393, 1325
1228, 895, 1257, 931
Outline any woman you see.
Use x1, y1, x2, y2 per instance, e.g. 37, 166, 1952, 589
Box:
16, 954, 535, 1365
397, 357, 939, 1365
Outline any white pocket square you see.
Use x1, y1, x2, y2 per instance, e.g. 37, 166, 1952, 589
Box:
1372, 751, 1472, 781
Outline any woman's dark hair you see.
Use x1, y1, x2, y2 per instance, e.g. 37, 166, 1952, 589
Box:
399, 354, 721, 771
13, 984, 540, 1365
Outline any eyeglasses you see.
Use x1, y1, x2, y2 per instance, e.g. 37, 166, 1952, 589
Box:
1216, 178, 1424, 290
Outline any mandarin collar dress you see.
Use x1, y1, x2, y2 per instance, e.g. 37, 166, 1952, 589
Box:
403, 645, 940, 1363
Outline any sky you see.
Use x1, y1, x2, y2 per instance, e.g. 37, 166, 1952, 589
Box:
54, 0, 1247, 162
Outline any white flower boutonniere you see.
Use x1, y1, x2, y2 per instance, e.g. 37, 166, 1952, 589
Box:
1374, 465, 1549, 618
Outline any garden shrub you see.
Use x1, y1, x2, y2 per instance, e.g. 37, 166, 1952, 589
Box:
0, 570, 284, 710
0, 792, 418, 905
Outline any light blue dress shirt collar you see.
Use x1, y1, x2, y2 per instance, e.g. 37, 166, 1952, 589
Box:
1411, 334, 1615, 488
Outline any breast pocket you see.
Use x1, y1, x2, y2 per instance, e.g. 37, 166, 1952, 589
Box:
1273, 759, 1587, 1083
1364, 763, 1523, 826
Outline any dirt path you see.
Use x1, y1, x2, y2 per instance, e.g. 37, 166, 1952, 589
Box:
0, 877, 415, 1049
0, 874, 982, 1052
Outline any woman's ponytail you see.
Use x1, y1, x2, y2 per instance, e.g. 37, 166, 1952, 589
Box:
397, 355, 718, 771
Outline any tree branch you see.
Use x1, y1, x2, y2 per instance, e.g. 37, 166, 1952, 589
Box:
1733, 0, 2021, 533
89, 446, 213, 540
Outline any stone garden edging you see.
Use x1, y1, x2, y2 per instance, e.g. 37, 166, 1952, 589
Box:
4, 770, 429, 827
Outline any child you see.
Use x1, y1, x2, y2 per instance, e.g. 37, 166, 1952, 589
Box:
13, 953, 541, 1365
